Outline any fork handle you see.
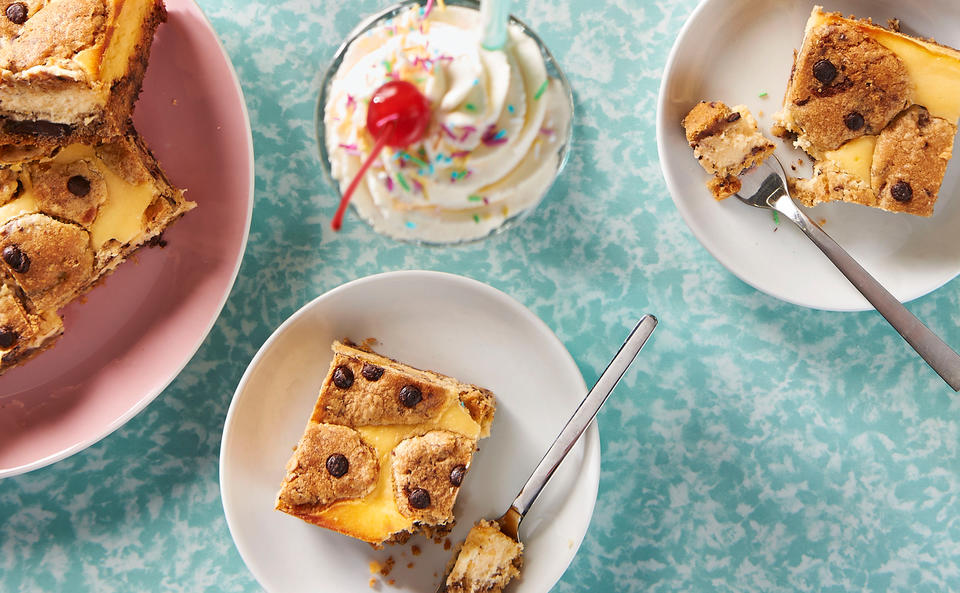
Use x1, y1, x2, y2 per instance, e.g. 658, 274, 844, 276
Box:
508, 315, 658, 521
772, 194, 960, 391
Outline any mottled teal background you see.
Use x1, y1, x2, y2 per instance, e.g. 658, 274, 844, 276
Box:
4, 0, 960, 591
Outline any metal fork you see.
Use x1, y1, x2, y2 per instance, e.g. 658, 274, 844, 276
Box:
735, 155, 960, 391
435, 315, 658, 592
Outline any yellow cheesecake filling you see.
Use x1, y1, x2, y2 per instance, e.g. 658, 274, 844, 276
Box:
313, 398, 481, 544
87, 0, 156, 84
823, 135, 878, 183
0, 144, 156, 249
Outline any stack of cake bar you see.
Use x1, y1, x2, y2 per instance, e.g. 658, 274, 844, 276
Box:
0, 0, 194, 374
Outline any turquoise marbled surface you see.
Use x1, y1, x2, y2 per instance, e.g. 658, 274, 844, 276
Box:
4, 0, 960, 591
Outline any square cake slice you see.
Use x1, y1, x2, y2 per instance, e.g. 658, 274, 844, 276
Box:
682, 101, 775, 199
774, 6, 960, 216
276, 340, 496, 547
0, 0, 166, 147
0, 126, 193, 373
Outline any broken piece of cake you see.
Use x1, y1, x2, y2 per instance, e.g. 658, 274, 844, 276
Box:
0, 0, 166, 147
0, 128, 194, 374
276, 341, 496, 547
774, 6, 960, 216
682, 101, 776, 199
442, 520, 523, 593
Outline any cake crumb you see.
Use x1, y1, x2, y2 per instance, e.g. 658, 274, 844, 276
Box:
819, 218, 827, 226
757, 110, 765, 117
444, 538, 452, 550
406, 562, 414, 569
380, 557, 395, 576
369, 561, 381, 574
412, 545, 421, 556
368, 577, 377, 588
387, 579, 395, 586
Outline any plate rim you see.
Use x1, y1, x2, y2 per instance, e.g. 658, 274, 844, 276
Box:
0, 0, 255, 479
218, 269, 601, 593
655, 0, 960, 312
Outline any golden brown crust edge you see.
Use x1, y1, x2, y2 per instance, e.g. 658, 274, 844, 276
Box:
0, 0, 166, 148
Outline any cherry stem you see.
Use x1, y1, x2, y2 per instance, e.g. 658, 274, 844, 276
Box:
331, 118, 398, 231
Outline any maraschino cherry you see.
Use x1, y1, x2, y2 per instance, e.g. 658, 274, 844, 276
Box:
331, 80, 432, 231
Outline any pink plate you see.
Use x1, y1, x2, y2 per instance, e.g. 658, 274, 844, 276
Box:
0, 0, 253, 478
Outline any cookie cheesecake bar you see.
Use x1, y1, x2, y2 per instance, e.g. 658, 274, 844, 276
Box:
0, 0, 166, 146
683, 101, 776, 199
276, 341, 496, 547
0, 129, 194, 373
774, 6, 960, 216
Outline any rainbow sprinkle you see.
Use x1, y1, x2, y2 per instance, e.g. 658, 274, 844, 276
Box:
534, 80, 548, 100
465, 103, 477, 112
406, 221, 416, 228
440, 123, 458, 140
507, 104, 515, 114
468, 194, 483, 202
459, 126, 476, 141
338, 143, 362, 156
482, 126, 508, 146
472, 214, 480, 223
397, 152, 429, 168
450, 150, 470, 158
423, 0, 434, 18
397, 172, 411, 192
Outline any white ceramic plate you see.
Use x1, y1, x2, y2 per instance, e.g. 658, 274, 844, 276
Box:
657, 0, 960, 311
220, 271, 599, 593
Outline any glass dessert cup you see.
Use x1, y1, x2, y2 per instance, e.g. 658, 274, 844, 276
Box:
316, 0, 575, 246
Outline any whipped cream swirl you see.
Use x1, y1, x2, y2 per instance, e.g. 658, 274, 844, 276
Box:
324, 5, 571, 243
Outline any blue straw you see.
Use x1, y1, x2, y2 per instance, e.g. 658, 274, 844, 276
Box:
481, 0, 510, 51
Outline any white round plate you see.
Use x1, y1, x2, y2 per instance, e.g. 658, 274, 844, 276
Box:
220, 271, 599, 593
657, 0, 960, 311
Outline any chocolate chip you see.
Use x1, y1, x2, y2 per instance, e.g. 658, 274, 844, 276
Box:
0, 325, 17, 349
449, 465, 467, 487
844, 112, 865, 131
408, 488, 431, 509
67, 175, 90, 197
3, 119, 72, 138
891, 181, 913, 202
5, 2, 27, 24
917, 110, 931, 128
2, 244, 29, 273
361, 363, 384, 381
332, 365, 354, 389
398, 385, 422, 408
812, 59, 837, 84
325, 453, 349, 478
726, 112, 741, 123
